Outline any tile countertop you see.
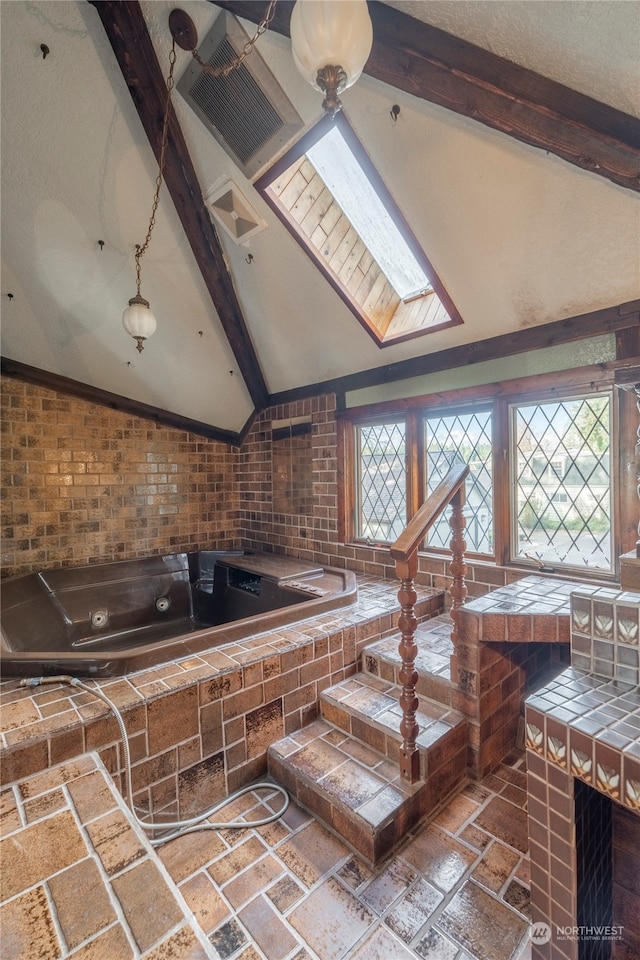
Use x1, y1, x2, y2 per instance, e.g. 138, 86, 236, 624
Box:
525, 667, 640, 812
0, 752, 213, 959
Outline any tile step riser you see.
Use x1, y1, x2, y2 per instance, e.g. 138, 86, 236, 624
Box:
268, 671, 468, 863
319, 696, 466, 782
267, 717, 467, 865
361, 646, 453, 707
268, 749, 429, 865
318, 673, 466, 777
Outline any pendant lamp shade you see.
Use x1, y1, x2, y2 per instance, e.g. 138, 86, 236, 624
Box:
290, 0, 373, 93
122, 294, 157, 352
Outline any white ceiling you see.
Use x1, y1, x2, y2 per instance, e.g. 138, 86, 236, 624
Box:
1, 1, 639, 435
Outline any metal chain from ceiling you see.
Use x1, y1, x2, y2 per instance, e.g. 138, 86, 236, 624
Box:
134, 38, 177, 298
190, 0, 277, 78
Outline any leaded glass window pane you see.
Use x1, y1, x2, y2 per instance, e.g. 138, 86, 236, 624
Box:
512, 394, 612, 571
356, 423, 406, 542
424, 410, 493, 554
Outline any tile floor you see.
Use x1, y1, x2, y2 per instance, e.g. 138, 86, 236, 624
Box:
0, 754, 211, 959
1, 746, 534, 960
162, 750, 533, 960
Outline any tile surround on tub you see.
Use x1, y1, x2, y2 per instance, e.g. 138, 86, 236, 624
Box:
0, 576, 444, 821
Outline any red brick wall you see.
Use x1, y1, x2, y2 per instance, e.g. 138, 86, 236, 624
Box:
1, 378, 239, 577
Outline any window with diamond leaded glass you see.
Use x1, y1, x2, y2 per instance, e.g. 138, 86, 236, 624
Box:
511, 394, 612, 572
356, 422, 406, 542
424, 409, 493, 555
344, 375, 622, 578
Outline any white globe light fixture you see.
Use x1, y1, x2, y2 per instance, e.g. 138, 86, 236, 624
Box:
122, 292, 157, 354
290, 0, 373, 117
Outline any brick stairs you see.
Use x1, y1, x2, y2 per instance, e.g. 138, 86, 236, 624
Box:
268, 615, 467, 865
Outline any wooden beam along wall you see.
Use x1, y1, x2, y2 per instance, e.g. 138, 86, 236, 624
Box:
213, 0, 640, 194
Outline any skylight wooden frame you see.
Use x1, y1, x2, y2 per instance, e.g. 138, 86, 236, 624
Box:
255, 112, 463, 348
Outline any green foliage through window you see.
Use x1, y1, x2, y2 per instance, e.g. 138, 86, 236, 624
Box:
425, 410, 493, 554
356, 423, 406, 542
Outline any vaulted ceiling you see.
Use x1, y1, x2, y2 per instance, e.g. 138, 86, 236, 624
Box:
2, 1, 639, 442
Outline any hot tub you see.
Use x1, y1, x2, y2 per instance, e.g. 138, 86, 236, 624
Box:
0, 551, 357, 678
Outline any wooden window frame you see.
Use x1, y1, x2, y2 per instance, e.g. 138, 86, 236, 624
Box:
338, 361, 634, 580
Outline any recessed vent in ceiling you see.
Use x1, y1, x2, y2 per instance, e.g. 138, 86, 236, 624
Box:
177, 11, 304, 180
205, 179, 267, 245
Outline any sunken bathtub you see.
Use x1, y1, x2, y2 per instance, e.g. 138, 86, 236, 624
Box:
0, 551, 357, 678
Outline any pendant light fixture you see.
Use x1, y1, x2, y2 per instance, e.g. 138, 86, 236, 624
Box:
290, 0, 373, 117
123, 1, 372, 351
122, 39, 177, 353
123, 1, 276, 354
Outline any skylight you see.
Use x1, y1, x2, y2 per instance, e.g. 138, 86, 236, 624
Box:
306, 126, 432, 301
256, 113, 461, 347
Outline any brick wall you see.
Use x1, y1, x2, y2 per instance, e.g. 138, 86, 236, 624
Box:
3, 376, 567, 598
239, 397, 346, 568
1, 378, 240, 577
273, 432, 313, 516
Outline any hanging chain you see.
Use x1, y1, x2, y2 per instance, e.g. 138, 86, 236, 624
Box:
190, 0, 277, 78
133, 0, 276, 295
134, 38, 178, 297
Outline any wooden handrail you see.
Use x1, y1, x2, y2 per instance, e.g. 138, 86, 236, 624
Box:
390, 463, 469, 563
390, 462, 469, 783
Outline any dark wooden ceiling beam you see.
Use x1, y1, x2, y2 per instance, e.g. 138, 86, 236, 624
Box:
268, 300, 640, 405
214, 0, 640, 193
88, 0, 269, 410
0, 358, 242, 445
4, 301, 636, 441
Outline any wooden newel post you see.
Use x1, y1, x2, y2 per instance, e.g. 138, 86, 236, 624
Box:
390, 463, 469, 785
397, 554, 420, 783
448, 486, 468, 651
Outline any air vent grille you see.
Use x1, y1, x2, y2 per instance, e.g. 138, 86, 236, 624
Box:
190, 39, 283, 164
177, 11, 304, 179
205, 180, 267, 245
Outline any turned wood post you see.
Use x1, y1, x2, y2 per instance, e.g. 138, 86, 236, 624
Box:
397, 553, 420, 783
448, 486, 468, 651
390, 463, 469, 784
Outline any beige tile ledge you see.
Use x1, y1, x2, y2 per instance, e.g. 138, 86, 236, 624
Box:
0, 752, 214, 959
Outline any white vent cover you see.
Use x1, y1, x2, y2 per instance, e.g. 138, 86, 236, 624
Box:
205, 180, 267, 244
177, 11, 304, 179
